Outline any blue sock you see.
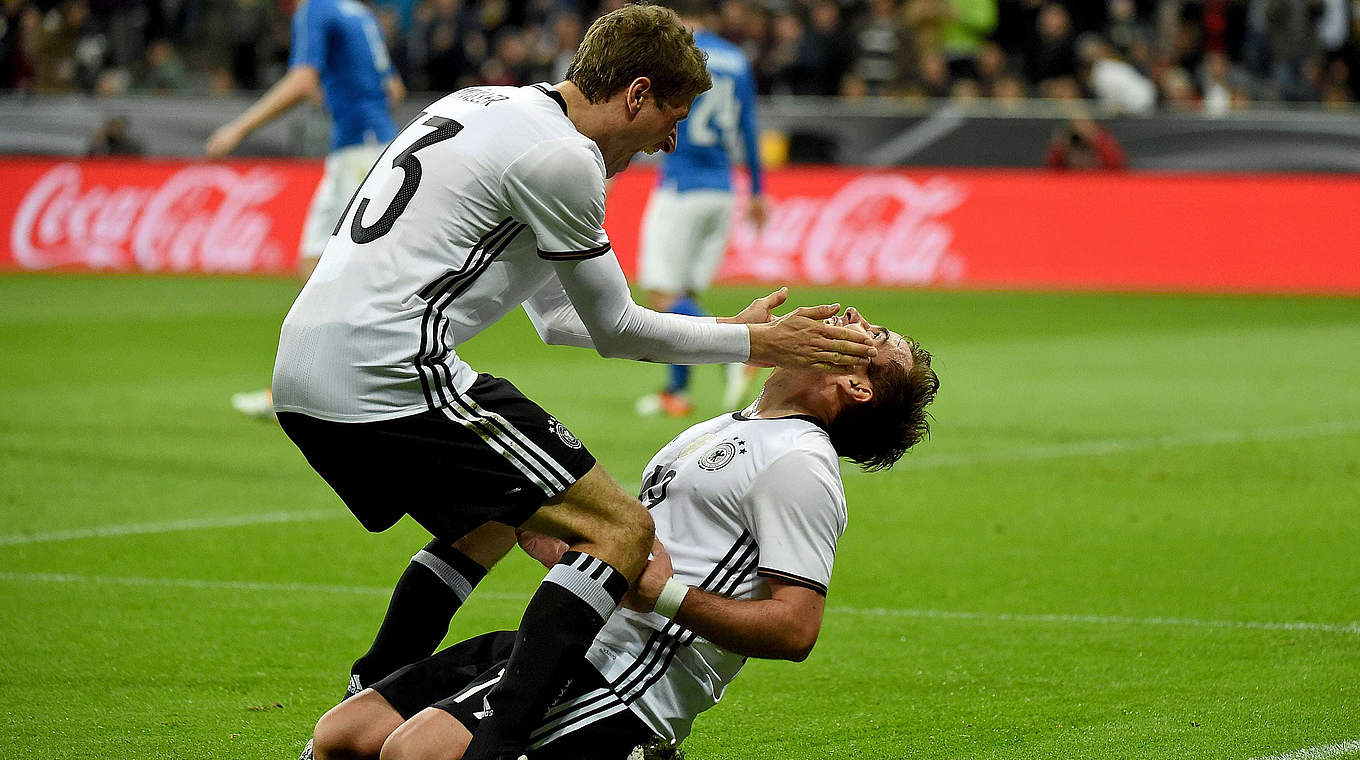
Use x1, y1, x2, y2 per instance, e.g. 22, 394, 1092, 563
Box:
671, 296, 705, 317
667, 364, 690, 394
665, 297, 706, 394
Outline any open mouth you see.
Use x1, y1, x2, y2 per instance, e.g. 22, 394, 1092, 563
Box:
644, 133, 677, 155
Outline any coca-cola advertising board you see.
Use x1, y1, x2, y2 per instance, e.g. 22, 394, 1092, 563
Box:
1, 158, 315, 274
606, 167, 1360, 294
3, 158, 1358, 294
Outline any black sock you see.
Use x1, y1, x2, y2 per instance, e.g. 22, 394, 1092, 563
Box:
348, 539, 487, 695
462, 551, 628, 760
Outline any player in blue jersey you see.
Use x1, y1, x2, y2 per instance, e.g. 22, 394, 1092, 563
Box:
207, 0, 405, 420
635, 0, 767, 419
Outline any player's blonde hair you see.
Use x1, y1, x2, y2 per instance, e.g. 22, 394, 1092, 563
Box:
566, 3, 712, 107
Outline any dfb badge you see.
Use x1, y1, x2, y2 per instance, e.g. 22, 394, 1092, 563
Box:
549, 417, 582, 449
698, 442, 738, 471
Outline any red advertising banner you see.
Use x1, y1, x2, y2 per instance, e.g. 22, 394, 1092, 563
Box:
0, 158, 318, 275
3, 158, 1358, 293
607, 166, 1360, 294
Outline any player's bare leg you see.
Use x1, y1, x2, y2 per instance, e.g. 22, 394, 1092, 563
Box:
312, 689, 406, 760
379, 707, 472, 760
460, 464, 653, 760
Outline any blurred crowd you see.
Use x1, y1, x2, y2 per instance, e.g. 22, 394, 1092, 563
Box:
2, 0, 1357, 111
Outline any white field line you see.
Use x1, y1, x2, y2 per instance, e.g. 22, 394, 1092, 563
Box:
2, 571, 1356, 636
833, 605, 1360, 636
0, 509, 345, 547
1247, 739, 1360, 760
874, 420, 1360, 473
0, 571, 524, 601
4, 422, 1357, 548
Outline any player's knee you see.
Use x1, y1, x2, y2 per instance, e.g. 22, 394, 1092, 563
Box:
379, 710, 468, 760
313, 693, 399, 760
312, 710, 364, 760
376, 732, 415, 760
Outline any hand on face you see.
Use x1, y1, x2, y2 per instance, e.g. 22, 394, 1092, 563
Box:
830, 307, 910, 368
748, 303, 879, 372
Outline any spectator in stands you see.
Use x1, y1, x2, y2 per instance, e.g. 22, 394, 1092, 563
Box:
990, 72, 1028, 106
1044, 116, 1127, 170
912, 48, 952, 97
1104, 0, 1153, 67
27, 0, 90, 92
763, 8, 820, 95
855, 0, 910, 95
806, 0, 854, 96
93, 65, 130, 96
1024, 3, 1079, 88
940, 0, 998, 81
975, 40, 1009, 94
88, 115, 143, 155
1158, 65, 1201, 110
1200, 49, 1253, 115
224, 0, 277, 91
1, 0, 1356, 112
375, 6, 409, 89
1079, 33, 1156, 114
1263, 0, 1324, 100
408, 0, 471, 92
139, 37, 190, 92
2, 0, 38, 91
476, 27, 533, 86
546, 13, 583, 82
950, 76, 982, 101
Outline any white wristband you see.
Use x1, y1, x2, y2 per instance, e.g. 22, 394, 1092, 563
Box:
653, 578, 690, 619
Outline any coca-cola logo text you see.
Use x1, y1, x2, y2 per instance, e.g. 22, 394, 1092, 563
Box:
724, 174, 966, 286
11, 163, 290, 272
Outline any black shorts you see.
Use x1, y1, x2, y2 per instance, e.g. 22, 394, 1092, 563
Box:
278, 374, 597, 539
373, 631, 656, 759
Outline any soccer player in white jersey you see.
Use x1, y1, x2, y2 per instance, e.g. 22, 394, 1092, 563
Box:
206, 0, 406, 419
270, 6, 878, 760
303, 308, 938, 760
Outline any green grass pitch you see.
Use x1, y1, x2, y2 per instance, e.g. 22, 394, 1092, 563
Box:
1, 273, 1357, 759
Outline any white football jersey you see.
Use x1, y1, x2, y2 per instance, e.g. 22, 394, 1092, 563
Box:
273, 84, 610, 421
546, 410, 848, 747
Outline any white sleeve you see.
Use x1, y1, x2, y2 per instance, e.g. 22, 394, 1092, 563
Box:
522, 280, 595, 349
551, 253, 750, 364
501, 138, 612, 260
740, 448, 847, 596
502, 139, 749, 364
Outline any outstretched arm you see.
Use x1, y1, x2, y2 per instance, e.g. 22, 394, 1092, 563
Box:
552, 256, 875, 370
205, 65, 320, 158
624, 541, 825, 662
550, 253, 751, 364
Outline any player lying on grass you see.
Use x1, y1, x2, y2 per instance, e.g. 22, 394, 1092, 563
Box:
307, 308, 938, 760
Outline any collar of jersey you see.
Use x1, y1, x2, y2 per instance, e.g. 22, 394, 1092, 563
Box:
531, 83, 569, 116
731, 410, 829, 432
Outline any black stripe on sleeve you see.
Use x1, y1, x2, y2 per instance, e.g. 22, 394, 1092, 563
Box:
756, 567, 829, 596
537, 243, 611, 261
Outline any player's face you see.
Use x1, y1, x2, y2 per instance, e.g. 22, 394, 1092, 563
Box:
606, 95, 690, 177
829, 308, 912, 375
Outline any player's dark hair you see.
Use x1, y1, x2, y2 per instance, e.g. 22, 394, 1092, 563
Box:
566, 3, 712, 107
829, 340, 939, 471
